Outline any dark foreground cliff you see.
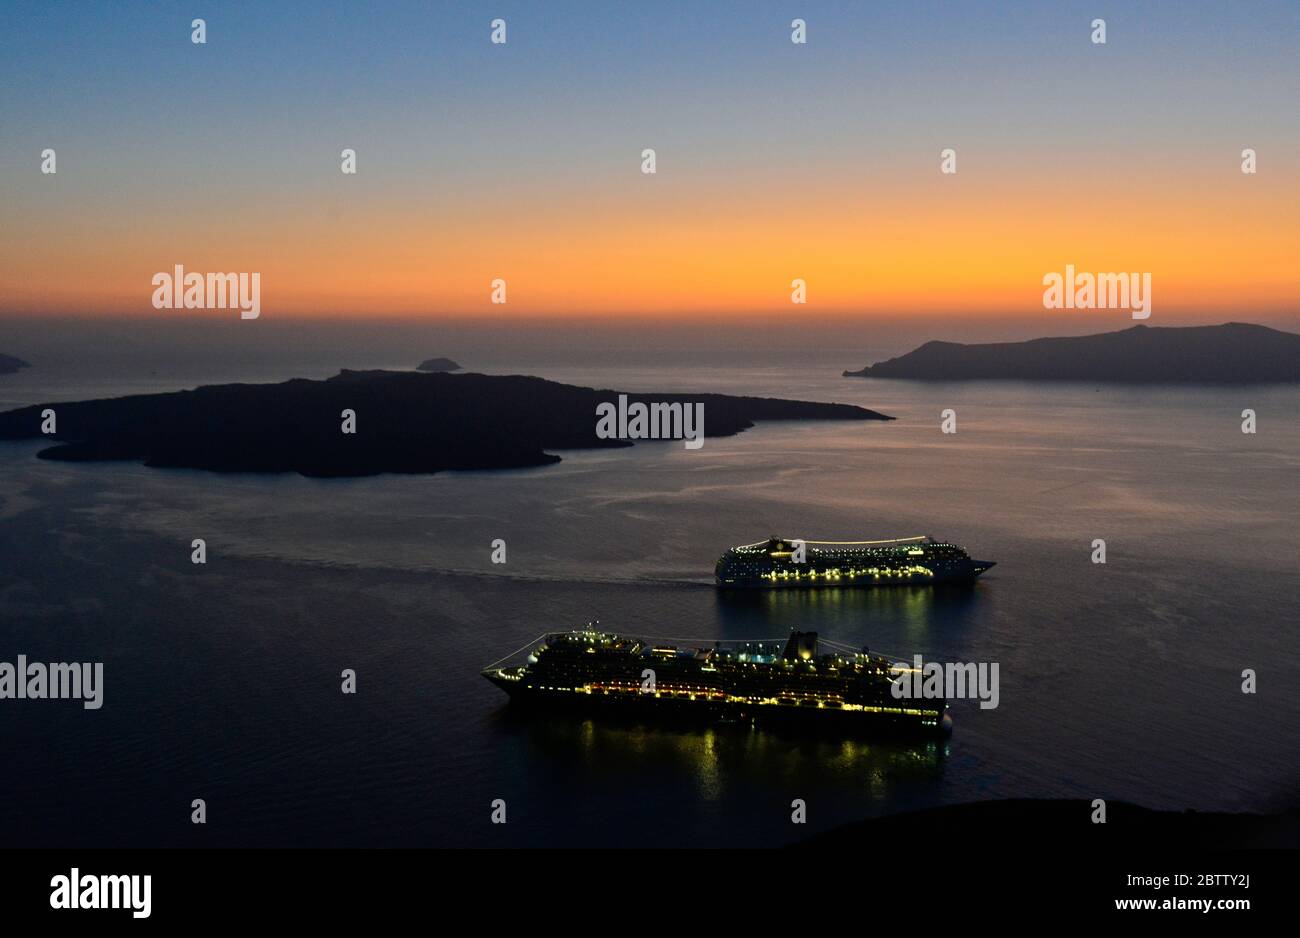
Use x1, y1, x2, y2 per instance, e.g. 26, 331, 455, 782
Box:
799, 798, 1300, 849
0, 369, 890, 477
843, 322, 1300, 383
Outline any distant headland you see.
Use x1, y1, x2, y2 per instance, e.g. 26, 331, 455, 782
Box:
843, 323, 1300, 383
0, 354, 30, 375
0, 370, 891, 478
416, 357, 462, 373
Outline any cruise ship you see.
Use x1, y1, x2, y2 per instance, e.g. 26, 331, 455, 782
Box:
715, 536, 994, 589
482, 628, 948, 736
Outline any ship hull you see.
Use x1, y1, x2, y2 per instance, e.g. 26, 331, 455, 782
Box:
485, 673, 947, 738
716, 563, 993, 589
714, 535, 995, 589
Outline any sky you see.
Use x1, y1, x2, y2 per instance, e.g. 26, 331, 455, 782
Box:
1, 0, 1298, 325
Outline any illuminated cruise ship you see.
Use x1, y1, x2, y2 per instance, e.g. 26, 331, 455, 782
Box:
483, 628, 948, 736
715, 536, 994, 589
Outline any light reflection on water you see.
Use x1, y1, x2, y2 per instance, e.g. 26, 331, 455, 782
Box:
489, 707, 949, 844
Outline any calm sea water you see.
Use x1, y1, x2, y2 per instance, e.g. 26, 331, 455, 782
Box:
1, 335, 1298, 847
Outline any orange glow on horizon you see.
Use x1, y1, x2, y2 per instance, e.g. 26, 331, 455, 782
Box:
3, 167, 1297, 321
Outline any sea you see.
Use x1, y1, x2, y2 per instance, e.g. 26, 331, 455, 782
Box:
1, 319, 1297, 847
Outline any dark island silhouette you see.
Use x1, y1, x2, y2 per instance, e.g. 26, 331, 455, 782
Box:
843, 322, 1300, 383
0, 353, 30, 375
800, 798, 1300, 849
416, 357, 462, 373
0, 369, 891, 478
